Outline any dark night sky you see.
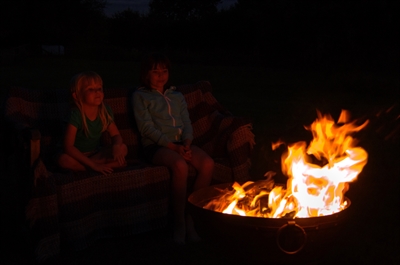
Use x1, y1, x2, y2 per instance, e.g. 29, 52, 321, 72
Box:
104, 0, 237, 16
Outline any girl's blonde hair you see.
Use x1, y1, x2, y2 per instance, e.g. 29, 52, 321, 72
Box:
70, 71, 113, 137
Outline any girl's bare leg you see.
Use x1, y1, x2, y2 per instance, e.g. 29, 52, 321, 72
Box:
57, 153, 86, 171
153, 147, 189, 244
102, 160, 127, 168
186, 145, 214, 242
92, 144, 128, 168
189, 145, 214, 191
58, 143, 128, 172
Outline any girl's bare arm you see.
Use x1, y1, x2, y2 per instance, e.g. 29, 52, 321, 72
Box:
107, 122, 127, 164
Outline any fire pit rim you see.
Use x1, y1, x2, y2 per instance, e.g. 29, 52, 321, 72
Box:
188, 182, 352, 258
188, 182, 352, 223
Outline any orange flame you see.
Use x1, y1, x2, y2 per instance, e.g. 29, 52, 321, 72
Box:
204, 110, 369, 218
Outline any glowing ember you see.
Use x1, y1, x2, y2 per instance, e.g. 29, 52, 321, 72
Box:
204, 110, 369, 218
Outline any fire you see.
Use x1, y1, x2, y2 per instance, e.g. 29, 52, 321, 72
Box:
204, 110, 369, 218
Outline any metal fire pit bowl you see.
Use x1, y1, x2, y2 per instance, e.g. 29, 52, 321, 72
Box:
188, 183, 352, 264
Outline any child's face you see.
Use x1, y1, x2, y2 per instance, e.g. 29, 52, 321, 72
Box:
148, 63, 169, 91
81, 80, 104, 107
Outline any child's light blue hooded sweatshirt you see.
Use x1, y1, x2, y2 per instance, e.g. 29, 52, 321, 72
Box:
132, 86, 193, 148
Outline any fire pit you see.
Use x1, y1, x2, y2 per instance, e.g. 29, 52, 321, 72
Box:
188, 183, 352, 263
188, 110, 368, 264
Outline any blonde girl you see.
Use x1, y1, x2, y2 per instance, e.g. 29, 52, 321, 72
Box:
58, 71, 127, 175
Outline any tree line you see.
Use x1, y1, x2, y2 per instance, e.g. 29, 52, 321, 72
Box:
1, 0, 398, 68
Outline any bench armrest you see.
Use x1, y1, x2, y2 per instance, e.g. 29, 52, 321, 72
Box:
227, 122, 255, 182
196, 112, 255, 182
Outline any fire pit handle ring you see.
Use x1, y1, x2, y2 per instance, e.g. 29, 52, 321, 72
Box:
276, 221, 307, 255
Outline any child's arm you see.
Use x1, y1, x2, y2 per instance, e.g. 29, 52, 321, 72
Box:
107, 122, 127, 165
63, 124, 113, 174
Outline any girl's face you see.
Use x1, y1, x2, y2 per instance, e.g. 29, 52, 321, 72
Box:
148, 63, 169, 91
81, 80, 104, 107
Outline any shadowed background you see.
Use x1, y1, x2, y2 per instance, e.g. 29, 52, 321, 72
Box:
1, 1, 398, 264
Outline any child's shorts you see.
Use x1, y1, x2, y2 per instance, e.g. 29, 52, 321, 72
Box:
143, 142, 183, 163
143, 144, 162, 163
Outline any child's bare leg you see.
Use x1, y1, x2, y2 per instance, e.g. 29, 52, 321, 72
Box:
190, 145, 214, 191
153, 148, 189, 244
186, 145, 214, 242
103, 160, 127, 168
57, 153, 86, 171
92, 144, 128, 168
185, 213, 201, 243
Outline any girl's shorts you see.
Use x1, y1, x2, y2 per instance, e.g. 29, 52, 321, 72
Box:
143, 142, 183, 163
143, 144, 162, 163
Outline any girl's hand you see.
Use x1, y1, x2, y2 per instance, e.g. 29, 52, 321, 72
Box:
180, 144, 192, 161
168, 142, 191, 161
112, 144, 127, 166
92, 163, 114, 175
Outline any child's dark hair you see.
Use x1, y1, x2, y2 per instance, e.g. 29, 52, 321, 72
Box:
140, 53, 171, 89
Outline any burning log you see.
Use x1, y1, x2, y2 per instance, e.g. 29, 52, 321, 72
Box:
188, 110, 368, 262
203, 110, 368, 218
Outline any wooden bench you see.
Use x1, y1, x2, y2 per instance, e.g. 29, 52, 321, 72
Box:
4, 80, 254, 262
